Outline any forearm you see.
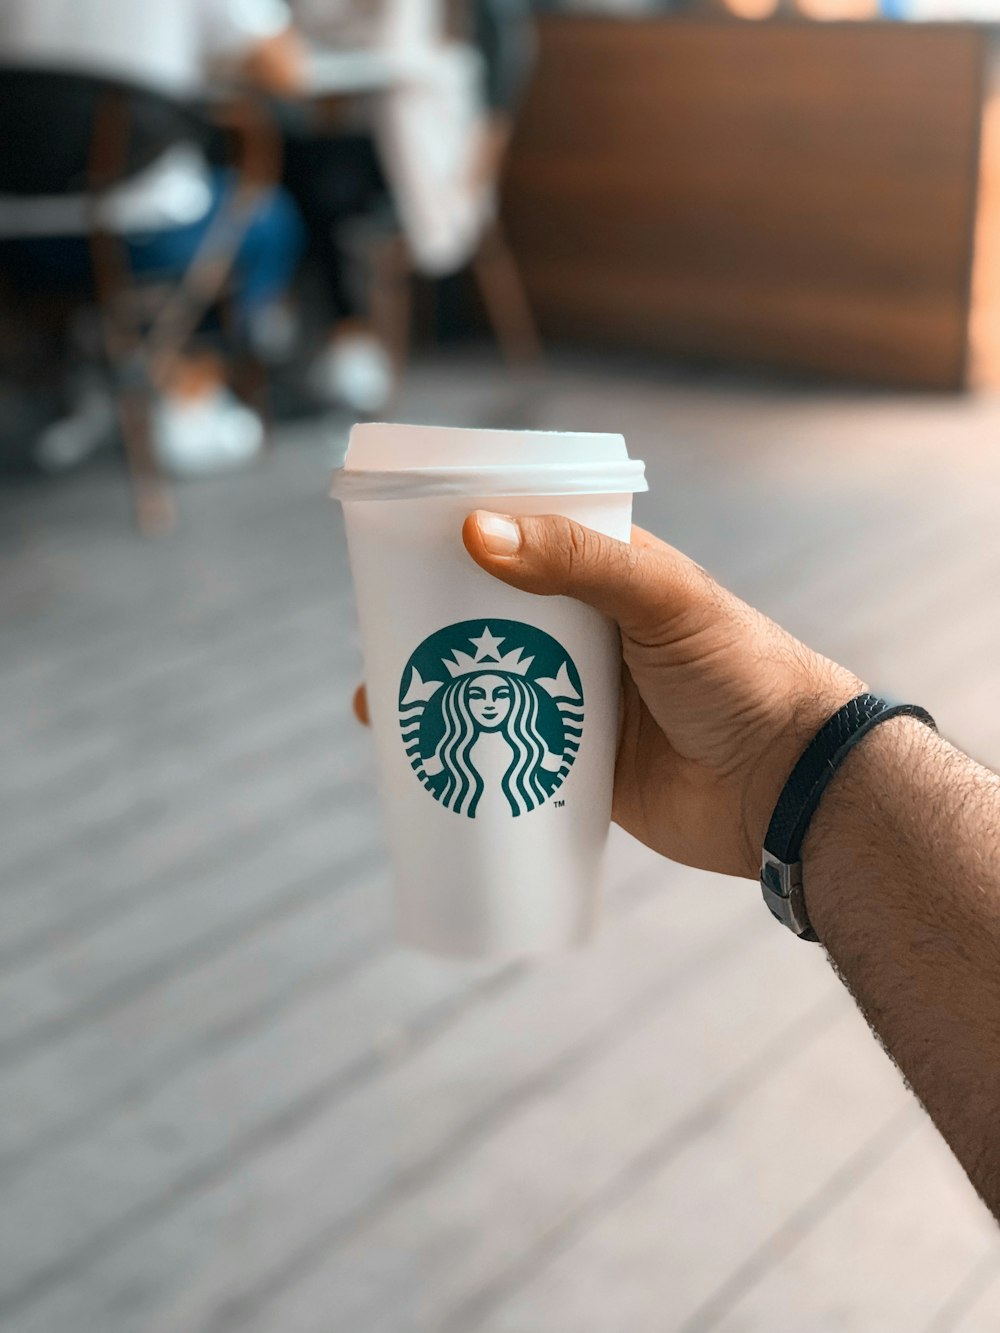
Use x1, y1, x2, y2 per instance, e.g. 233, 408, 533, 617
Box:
803, 717, 1000, 1215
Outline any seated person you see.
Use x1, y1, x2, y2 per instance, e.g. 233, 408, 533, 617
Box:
281, 0, 534, 414
0, 0, 307, 477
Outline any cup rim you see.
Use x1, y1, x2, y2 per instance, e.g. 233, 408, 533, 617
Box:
330, 460, 648, 502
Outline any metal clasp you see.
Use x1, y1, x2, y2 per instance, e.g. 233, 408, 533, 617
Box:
760, 850, 814, 938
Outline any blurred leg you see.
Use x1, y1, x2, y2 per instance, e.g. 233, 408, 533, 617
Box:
282, 134, 397, 411
227, 183, 305, 324
282, 132, 387, 320
471, 219, 543, 370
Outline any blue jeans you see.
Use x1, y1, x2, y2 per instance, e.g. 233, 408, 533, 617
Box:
11, 170, 304, 328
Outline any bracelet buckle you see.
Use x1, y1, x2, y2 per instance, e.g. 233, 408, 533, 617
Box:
760, 850, 814, 938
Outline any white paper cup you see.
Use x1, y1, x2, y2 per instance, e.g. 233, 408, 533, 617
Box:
331, 423, 647, 958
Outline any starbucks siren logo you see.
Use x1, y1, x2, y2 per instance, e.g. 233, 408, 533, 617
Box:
398, 619, 583, 818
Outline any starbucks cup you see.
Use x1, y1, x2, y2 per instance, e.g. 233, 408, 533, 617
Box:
331, 423, 647, 958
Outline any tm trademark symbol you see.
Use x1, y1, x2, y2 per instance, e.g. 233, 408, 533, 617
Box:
553, 800, 566, 808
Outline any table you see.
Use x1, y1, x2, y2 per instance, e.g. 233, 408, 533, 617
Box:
503, 16, 1000, 390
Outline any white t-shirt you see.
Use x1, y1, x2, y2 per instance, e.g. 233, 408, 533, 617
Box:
0, 0, 291, 234
292, 0, 490, 275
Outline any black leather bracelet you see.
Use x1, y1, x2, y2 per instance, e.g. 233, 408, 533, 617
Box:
761, 693, 937, 941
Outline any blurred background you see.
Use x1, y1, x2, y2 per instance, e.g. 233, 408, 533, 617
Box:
3, 0, 1000, 1329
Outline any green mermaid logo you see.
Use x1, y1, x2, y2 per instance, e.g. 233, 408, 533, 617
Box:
398, 619, 584, 818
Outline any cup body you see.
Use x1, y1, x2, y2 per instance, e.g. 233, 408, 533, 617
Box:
343, 491, 631, 957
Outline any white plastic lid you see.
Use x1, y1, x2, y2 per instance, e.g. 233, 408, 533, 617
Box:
330, 422, 647, 502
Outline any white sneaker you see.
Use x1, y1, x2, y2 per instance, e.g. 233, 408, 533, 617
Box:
309, 333, 394, 414
152, 387, 264, 479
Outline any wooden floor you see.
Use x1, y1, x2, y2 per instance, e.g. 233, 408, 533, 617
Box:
3, 351, 1000, 1333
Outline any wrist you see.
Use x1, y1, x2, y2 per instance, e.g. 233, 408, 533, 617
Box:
799, 714, 937, 937
740, 670, 865, 879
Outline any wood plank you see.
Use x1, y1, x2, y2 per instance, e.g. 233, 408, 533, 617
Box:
0, 871, 770, 1332
0, 596, 351, 796
3, 669, 356, 884
2, 662, 363, 911
919, 1252, 1000, 1332
471, 1016, 913, 1333
0, 831, 650, 1179
227, 922, 845, 1333
0, 561, 351, 754
0, 851, 661, 1315
945, 1267, 1000, 1331
1, 480, 349, 702
0, 763, 377, 1059
0, 867, 392, 1171
704, 1120, 997, 1332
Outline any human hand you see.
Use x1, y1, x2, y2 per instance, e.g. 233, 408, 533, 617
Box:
354, 512, 863, 879
238, 30, 309, 97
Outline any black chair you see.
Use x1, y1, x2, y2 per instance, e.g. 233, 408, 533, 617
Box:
0, 66, 280, 533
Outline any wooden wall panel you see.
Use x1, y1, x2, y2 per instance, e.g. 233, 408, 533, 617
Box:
503, 18, 986, 388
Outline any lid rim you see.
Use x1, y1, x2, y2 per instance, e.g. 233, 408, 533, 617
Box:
330, 461, 648, 503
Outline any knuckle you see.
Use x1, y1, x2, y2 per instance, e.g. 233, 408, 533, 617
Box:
563, 519, 592, 579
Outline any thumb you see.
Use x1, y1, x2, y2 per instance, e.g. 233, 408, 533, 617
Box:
462, 511, 706, 640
